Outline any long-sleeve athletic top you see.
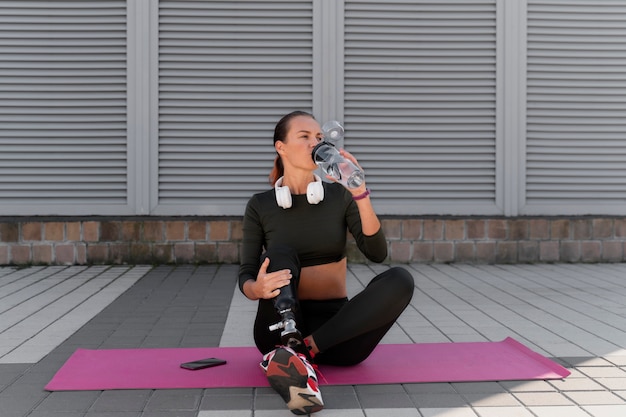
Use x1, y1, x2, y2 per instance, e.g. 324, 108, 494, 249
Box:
238, 182, 388, 293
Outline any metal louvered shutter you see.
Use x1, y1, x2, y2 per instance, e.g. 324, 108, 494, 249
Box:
343, 0, 498, 215
525, 0, 626, 214
157, 0, 314, 215
0, 1, 129, 215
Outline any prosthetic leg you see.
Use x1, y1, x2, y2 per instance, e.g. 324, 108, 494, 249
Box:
268, 284, 313, 362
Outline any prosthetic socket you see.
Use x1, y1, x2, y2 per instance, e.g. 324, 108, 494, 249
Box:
269, 283, 312, 360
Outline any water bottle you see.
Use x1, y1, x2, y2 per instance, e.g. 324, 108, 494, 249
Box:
312, 140, 364, 189
321, 120, 345, 149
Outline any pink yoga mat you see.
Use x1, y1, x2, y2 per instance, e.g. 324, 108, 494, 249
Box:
45, 337, 569, 391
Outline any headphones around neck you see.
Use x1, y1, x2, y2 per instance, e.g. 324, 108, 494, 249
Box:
274, 174, 324, 209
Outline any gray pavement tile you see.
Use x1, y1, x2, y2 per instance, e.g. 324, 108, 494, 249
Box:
145, 389, 202, 411
462, 392, 521, 407
513, 391, 574, 406
247, 391, 285, 410
563, 367, 586, 378
615, 391, 626, 401
565, 391, 626, 406
199, 392, 254, 410
197, 411, 253, 417
403, 382, 458, 394
318, 385, 361, 409
13, 370, 57, 386
499, 380, 558, 392
582, 405, 626, 417
606, 357, 626, 366
140, 336, 184, 348
180, 335, 215, 347
364, 409, 421, 417
274, 411, 318, 417
99, 337, 146, 348
354, 385, 413, 408
452, 381, 507, 394
306, 411, 365, 417
473, 406, 535, 417
409, 392, 469, 408
358, 392, 414, 408
252, 386, 276, 396
319, 385, 356, 395
90, 390, 152, 412
201, 387, 254, 397
550, 377, 606, 391
86, 413, 141, 417
140, 412, 196, 417
579, 367, 626, 378
595, 378, 626, 391
528, 406, 591, 417
562, 357, 616, 367
0, 391, 49, 417
34, 391, 101, 412
355, 384, 407, 395
0, 363, 29, 388
319, 393, 361, 409
30, 352, 74, 372
420, 407, 478, 417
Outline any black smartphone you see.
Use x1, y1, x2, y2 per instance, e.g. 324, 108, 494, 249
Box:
180, 357, 227, 370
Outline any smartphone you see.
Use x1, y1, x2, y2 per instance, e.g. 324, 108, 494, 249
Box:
180, 357, 227, 370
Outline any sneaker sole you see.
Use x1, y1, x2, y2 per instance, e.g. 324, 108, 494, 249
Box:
265, 348, 324, 415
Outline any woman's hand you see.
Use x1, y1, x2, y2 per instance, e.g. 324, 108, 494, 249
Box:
334, 149, 380, 235
252, 257, 292, 299
338, 149, 368, 196
322, 148, 369, 195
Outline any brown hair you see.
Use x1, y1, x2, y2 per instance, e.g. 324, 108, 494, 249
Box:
269, 110, 315, 185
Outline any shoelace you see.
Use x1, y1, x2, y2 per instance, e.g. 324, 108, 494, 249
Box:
301, 339, 329, 384
267, 344, 329, 385
294, 352, 328, 385
311, 362, 328, 385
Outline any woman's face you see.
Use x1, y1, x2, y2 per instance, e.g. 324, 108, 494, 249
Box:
276, 115, 323, 172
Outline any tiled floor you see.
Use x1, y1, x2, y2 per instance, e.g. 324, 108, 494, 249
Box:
1, 263, 626, 416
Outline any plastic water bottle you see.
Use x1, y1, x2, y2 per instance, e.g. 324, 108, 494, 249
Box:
321, 120, 345, 149
312, 141, 364, 189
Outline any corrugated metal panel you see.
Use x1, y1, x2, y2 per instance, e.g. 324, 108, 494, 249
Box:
0, 1, 128, 211
157, 0, 314, 214
526, 0, 626, 210
343, 0, 498, 214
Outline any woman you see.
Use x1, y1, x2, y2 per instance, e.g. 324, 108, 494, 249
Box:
238, 111, 414, 415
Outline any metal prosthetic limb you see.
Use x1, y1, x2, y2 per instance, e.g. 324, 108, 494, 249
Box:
268, 284, 313, 361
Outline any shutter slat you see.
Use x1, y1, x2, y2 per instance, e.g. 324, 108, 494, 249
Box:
157, 1, 314, 210
0, 0, 128, 212
526, 0, 626, 208
344, 0, 497, 212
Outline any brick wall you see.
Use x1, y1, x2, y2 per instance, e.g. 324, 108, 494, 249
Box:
1, 216, 625, 265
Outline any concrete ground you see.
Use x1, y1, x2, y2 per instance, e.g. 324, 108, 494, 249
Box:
1, 262, 626, 417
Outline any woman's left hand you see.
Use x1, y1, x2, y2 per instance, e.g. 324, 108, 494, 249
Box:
321, 149, 368, 195
337, 149, 368, 196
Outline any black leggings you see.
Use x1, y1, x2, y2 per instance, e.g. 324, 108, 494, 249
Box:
253, 246, 414, 366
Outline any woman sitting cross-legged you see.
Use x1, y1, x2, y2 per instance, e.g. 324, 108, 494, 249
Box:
238, 111, 414, 415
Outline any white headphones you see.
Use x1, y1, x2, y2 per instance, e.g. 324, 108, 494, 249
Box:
274, 174, 324, 209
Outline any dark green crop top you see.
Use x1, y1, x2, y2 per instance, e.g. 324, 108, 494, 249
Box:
238, 182, 387, 293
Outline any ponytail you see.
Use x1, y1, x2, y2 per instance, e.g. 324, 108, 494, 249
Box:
269, 155, 283, 186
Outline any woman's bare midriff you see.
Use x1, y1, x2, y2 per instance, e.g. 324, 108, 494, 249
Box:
297, 257, 347, 300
